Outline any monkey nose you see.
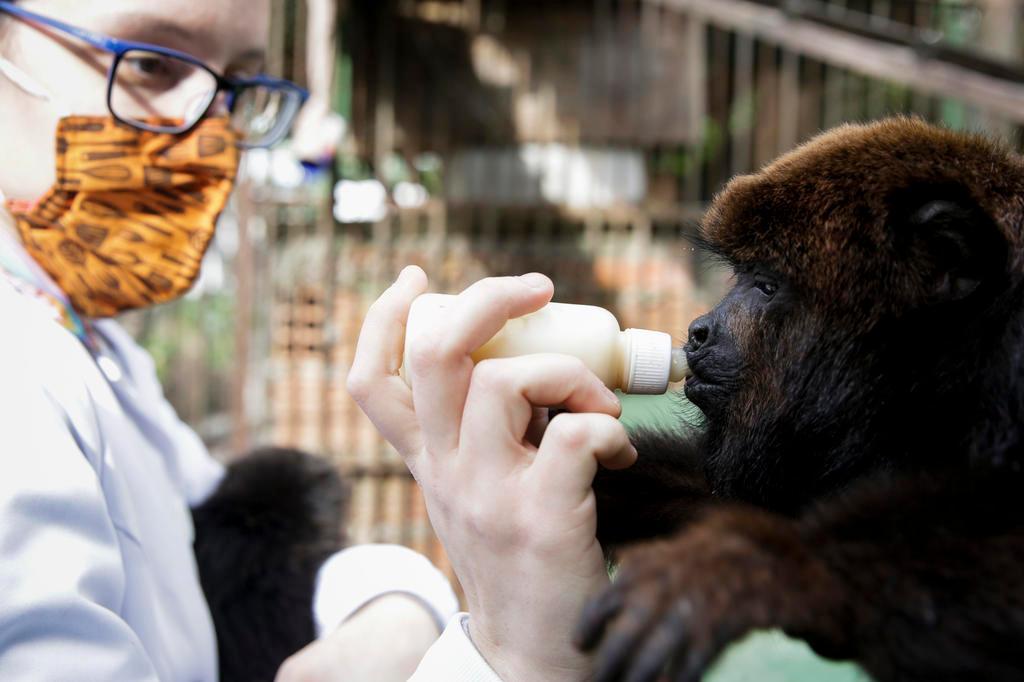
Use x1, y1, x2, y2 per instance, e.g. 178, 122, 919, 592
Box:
686, 317, 710, 352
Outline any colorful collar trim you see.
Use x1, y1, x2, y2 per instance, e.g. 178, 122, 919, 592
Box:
0, 228, 98, 352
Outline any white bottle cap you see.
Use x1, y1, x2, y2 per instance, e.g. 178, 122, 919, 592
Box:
622, 328, 673, 394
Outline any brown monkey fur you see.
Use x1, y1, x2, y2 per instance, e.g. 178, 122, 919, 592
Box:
581, 118, 1024, 682
705, 118, 1024, 317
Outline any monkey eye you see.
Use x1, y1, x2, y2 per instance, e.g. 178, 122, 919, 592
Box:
754, 279, 778, 298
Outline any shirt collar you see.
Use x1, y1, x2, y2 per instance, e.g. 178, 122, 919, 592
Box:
0, 217, 99, 352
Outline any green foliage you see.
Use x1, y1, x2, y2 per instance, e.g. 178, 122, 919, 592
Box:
134, 293, 237, 417
619, 390, 702, 432
707, 631, 872, 682
653, 118, 727, 181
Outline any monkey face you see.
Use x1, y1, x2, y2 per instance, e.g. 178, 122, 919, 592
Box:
685, 118, 1024, 508
683, 266, 792, 422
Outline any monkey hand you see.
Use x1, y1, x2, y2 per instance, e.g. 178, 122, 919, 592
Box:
574, 506, 851, 682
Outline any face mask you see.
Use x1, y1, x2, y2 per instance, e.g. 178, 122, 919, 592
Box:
0, 56, 240, 317
9, 116, 239, 317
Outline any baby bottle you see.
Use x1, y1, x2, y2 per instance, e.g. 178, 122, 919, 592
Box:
402, 293, 689, 394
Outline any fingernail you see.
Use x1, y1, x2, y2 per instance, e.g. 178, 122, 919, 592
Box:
629, 445, 639, 461
520, 272, 550, 289
397, 265, 414, 282
604, 385, 621, 406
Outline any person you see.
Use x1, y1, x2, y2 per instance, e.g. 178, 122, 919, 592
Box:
349, 267, 638, 681
0, 2, 457, 680
0, 1, 626, 679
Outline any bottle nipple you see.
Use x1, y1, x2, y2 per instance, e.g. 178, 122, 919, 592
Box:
670, 348, 691, 382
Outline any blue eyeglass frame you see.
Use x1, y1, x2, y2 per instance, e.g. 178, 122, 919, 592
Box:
0, 0, 309, 148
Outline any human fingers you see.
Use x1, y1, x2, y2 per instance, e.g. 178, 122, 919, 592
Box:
347, 265, 429, 457
406, 274, 554, 455
458, 353, 622, 474
530, 412, 636, 503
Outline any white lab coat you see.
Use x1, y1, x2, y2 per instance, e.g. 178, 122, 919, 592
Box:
0, 269, 220, 681
0, 233, 498, 681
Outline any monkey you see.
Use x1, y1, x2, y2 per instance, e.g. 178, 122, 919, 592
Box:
578, 117, 1024, 682
192, 447, 348, 682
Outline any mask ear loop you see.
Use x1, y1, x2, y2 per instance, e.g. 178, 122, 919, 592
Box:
0, 55, 51, 100
0, 57, 42, 207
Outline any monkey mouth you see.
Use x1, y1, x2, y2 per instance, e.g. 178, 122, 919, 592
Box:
683, 372, 714, 404
682, 364, 730, 416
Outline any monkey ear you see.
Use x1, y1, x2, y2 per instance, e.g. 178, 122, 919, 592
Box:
902, 196, 1006, 304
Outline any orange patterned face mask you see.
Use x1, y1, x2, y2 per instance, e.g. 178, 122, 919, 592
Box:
10, 116, 239, 317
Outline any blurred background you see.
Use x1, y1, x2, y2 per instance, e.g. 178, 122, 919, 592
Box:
121, 0, 1024, 580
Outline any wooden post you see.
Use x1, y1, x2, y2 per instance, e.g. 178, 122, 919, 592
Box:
778, 48, 800, 152
683, 15, 707, 204
230, 178, 254, 456
374, 0, 396, 172
975, 0, 1021, 136
656, 0, 1024, 125
730, 33, 754, 175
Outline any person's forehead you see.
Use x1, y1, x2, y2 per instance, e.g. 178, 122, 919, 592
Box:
22, 0, 269, 65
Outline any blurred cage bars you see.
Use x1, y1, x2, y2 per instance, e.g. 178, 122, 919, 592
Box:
124, 0, 1024, 571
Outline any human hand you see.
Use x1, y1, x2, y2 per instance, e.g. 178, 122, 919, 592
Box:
348, 268, 637, 682
275, 594, 440, 682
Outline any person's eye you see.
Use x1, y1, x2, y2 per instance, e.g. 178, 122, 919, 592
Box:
129, 56, 169, 76
121, 54, 188, 87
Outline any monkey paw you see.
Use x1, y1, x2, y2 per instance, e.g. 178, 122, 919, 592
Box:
574, 507, 847, 682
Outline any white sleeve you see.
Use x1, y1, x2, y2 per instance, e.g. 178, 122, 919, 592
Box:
409, 614, 503, 682
0, 369, 160, 680
313, 543, 460, 636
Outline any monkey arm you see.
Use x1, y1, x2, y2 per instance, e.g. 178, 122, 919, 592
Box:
191, 448, 347, 682
592, 427, 712, 554
798, 470, 1024, 682
578, 470, 1024, 682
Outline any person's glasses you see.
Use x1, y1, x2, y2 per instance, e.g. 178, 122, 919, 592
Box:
0, 1, 308, 148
